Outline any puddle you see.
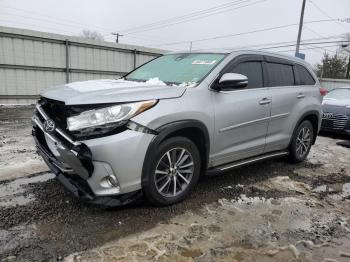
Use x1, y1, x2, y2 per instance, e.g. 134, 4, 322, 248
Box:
330, 183, 350, 201
312, 183, 350, 200
259, 176, 311, 195
180, 247, 203, 258
0, 173, 54, 207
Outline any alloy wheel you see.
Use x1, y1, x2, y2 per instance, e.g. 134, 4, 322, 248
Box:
154, 147, 194, 197
296, 126, 311, 158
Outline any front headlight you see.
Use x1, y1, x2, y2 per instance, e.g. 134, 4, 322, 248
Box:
67, 100, 157, 131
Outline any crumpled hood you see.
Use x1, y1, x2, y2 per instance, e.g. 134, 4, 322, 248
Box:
41, 79, 187, 105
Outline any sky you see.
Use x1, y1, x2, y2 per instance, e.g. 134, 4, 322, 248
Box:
0, 0, 349, 66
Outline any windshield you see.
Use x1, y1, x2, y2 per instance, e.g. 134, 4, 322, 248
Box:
125, 53, 226, 86
325, 88, 350, 100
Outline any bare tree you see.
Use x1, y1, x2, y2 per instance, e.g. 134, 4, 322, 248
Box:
338, 33, 350, 79
315, 52, 347, 79
81, 29, 104, 41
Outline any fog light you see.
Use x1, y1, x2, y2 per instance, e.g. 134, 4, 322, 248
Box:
107, 174, 119, 187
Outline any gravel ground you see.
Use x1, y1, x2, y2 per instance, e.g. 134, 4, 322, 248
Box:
0, 121, 349, 262
0, 120, 47, 181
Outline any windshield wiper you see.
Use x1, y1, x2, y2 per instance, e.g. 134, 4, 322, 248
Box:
164, 81, 182, 86
124, 78, 146, 83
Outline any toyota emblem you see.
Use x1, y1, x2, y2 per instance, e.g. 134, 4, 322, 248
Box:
43, 119, 56, 133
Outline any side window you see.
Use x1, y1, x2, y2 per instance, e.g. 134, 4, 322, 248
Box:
296, 65, 316, 85
266, 62, 295, 87
231, 61, 263, 89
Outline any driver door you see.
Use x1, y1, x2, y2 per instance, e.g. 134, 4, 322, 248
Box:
211, 55, 271, 166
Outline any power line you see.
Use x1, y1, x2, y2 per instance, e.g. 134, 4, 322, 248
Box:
0, 7, 180, 44
0, 4, 118, 33
276, 44, 338, 53
2, 3, 260, 47
151, 19, 345, 47
1, 1, 262, 42
0, 18, 77, 36
309, 0, 350, 31
258, 40, 346, 50
119, 0, 268, 35
304, 25, 325, 38
190, 35, 344, 52
234, 35, 343, 49
0, 9, 180, 45
302, 27, 339, 53
118, 0, 251, 34
0, 11, 110, 35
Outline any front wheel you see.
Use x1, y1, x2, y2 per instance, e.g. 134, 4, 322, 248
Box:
288, 120, 314, 163
142, 136, 201, 206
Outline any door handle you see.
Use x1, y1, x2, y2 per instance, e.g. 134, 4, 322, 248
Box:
259, 98, 271, 105
297, 93, 305, 99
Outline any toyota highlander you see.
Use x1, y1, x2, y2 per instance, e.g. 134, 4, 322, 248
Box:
32, 50, 323, 206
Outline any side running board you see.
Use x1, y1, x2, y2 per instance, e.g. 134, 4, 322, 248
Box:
207, 150, 289, 175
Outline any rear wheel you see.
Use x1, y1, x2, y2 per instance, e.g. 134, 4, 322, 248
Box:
288, 120, 314, 163
143, 136, 201, 206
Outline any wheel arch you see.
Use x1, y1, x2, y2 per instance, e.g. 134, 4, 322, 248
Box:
141, 120, 210, 188
289, 110, 320, 147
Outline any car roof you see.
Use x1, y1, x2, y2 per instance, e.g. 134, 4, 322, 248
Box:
167, 49, 312, 66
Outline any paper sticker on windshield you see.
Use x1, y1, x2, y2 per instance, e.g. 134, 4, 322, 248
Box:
192, 60, 217, 65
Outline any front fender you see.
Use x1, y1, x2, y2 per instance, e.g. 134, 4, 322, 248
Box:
141, 119, 210, 188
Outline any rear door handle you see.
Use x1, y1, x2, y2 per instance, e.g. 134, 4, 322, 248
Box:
297, 93, 305, 99
259, 98, 271, 105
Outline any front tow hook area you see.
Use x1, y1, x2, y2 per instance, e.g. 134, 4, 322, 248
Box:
56, 143, 94, 180
32, 126, 94, 180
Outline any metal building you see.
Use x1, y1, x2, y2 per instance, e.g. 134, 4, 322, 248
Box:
0, 26, 165, 104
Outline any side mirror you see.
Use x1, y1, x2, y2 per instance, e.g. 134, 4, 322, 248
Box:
215, 73, 248, 90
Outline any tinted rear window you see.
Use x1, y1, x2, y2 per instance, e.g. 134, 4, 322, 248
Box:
266, 62, 294, 87
296, 65, 316, 85
231, 61, 263, 89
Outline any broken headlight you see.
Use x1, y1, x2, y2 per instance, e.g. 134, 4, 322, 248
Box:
67, 100, 157, 131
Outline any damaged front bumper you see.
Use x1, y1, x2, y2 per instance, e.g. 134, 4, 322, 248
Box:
32, 104, 143, 206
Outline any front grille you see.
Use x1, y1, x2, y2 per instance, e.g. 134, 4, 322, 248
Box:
38, 97, 127, 140
322, 113, 348, 130
40, 97, 67, 129
32, 126, 72, 172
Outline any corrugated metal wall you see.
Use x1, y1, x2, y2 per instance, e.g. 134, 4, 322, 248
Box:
319, 78, 350, 91
0, 26, 165, 104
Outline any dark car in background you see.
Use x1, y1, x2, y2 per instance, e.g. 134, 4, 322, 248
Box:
321, 87, 350, 135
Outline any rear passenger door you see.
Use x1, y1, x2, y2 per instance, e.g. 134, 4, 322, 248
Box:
212, 55, 271, 166
263, 56, 307, 152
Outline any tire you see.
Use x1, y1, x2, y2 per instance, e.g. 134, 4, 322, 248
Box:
288, 120, 314, 163
142, 136, 201, 206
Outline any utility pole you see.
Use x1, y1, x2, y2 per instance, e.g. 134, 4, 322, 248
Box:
346, 56, 350, 79
295, 0, 306, 56
342, 44, 350, 79
111, 32, 123, 43
189, 41, 192, 52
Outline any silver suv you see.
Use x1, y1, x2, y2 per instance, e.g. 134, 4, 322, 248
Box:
32, 50, 323, 206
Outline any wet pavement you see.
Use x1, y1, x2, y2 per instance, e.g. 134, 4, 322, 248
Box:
0, 121, 48, 181
0, 121, 349, 261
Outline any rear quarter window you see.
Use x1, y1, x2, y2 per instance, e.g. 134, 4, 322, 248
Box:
296, 65, 316, 85
266, 62, 295, 87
